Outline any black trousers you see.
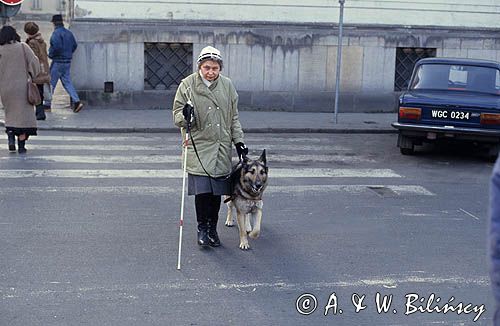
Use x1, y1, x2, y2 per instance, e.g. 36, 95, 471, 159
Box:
195, 193, 221, 230
37, 84, 44, 103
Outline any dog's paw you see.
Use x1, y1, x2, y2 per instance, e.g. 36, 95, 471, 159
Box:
248, 229, 260, 239
239, 240, 250, 250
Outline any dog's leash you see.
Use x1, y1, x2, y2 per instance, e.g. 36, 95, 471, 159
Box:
184, 81, 244, 183
189, 131, 243, 181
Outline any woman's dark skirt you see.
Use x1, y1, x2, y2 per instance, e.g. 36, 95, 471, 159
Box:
5, 127, 37, 136
188, 174, 231, 196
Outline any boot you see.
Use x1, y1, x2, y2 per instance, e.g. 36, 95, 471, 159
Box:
7, 131, 15, 152
18, 138, 26, 154
208, 217, 221, 247
197, 223, 209, 247
35, 105, 46, 120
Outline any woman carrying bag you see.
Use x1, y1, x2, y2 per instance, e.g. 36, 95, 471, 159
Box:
24, 22, 50, 120
0, 25, 40, 153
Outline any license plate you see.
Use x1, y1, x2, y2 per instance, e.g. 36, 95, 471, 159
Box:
431, 110, 470, 120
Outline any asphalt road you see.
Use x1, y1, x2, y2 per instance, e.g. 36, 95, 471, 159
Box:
0, 131, 495, 325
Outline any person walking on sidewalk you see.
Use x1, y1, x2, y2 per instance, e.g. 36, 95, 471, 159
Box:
48, 14, 83, 113
172, 45, 248, 247
24, 22, 50, 121
0, 26, 40, 153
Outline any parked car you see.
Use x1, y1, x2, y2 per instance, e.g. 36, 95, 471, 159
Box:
392, 57, 500, 159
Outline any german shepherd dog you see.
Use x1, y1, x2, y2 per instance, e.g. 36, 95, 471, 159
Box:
225, 150, 268, 250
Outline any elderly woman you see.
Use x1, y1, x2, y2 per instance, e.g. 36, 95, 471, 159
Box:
0, 26, 40, 153
173, 46, 248, 247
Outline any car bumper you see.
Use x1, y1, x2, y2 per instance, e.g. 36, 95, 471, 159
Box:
392, 122, 500, 142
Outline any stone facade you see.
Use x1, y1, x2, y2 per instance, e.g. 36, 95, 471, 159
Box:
70, 21, 500, 112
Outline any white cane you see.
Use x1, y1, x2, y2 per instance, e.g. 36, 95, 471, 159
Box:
177, 102, 193, 270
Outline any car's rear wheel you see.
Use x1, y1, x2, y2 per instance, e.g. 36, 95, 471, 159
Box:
400, 147, 415, 155
397, 134, 415, 155
486, 144, 500, 162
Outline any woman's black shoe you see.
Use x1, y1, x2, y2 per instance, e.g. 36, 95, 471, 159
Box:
18, 139, 26, 154
208, 230, 221, 247
197, 225, 209, 247
7, 131, 15, 152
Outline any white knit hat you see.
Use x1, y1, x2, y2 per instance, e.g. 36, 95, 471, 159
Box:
197, 46, 223, 65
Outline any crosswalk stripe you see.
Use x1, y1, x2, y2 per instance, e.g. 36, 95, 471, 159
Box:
0, 135, 331, 143
0, 135, 173, 142
0, 185, 433, 196
0, 154, 374, 164
6, 144, 347, 151
0, 168, 400, 178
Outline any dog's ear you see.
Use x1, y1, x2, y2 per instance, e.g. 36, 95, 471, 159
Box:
242, 155, 250, 164
258, 149, 266, 165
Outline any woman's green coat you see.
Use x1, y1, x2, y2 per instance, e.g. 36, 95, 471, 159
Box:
173, 72, 244, 177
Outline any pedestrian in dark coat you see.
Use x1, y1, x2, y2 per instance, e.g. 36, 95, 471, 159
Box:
173, 46, 248, 247
24, 21, 50, 120
0, 25, 40, 153
490, 157, 500, 325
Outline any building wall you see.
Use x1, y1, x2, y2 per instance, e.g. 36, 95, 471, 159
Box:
70, 21, 500, 112
47, 1, 500, 111
73, 0, 500, 29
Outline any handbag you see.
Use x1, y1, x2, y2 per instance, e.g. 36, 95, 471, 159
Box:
21, 43, 42, 106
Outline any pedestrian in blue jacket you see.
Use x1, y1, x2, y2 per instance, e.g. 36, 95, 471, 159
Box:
48, 14, 83, 113
489, 156, 500, 325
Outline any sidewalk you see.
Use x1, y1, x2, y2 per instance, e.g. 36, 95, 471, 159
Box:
0, 84, 396, 133
0, 107, 396, 133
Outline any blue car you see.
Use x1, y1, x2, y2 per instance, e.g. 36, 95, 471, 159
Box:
392, 57, 500, 159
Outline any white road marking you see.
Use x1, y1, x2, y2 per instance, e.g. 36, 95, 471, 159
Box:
272, 185, 433, 195
0, 168, 401, 178
0, 155, 181, 164
0, 275, 489, 299
0, 184, 432, 196
459, 208, 480, 221
0, 135, 172, 142
272, 168, 400, 178
0, 154, 374, 164
6, 144, 347, 151
0, 135, 333, 143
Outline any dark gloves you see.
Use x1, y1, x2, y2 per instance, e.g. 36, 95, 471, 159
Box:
182, 101, 194, 125
235, 142, 248, 160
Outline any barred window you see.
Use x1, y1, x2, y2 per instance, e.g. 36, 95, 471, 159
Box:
144, 43, 193, 90
31, 0, 42, 10
394, 47, 436, 91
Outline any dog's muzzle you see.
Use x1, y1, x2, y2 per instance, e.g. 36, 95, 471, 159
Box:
251, 184, 263, 194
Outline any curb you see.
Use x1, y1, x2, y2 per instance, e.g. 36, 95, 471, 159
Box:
0, 120, 397, 134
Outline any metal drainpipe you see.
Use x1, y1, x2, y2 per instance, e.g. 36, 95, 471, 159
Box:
67, 0, 74, 25
333, 0, 345, 124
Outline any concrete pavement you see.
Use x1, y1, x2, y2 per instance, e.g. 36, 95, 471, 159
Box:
0, 81, 397, 133
0, 107, 397, 133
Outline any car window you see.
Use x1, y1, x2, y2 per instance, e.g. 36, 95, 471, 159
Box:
410, 63, 499, 95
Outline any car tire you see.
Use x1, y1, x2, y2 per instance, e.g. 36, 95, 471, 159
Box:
486, 144, 500, 162
400, 147, 415, 155
398, 134, 415, 155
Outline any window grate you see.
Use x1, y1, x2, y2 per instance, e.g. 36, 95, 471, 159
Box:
394, 47, 436, 91
31, 0, 42, 10
144, 43, 193, 90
